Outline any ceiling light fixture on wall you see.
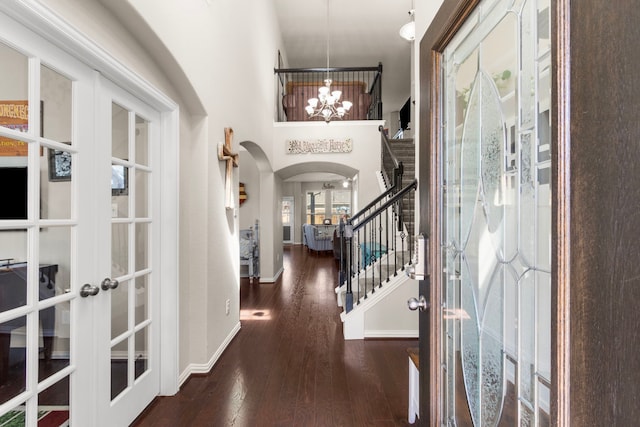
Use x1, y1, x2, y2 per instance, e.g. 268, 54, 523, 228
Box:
305, 0, 352, 123
399, 9, 416, 41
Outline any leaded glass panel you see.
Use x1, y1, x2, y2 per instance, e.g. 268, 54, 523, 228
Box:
440, 0, 551, 424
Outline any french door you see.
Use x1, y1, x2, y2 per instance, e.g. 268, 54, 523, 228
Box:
420, 0, 552, 425
94, 78, 161, 426
0, 10, 161, 426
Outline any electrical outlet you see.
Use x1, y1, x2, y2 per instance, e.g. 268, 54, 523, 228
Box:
225, 299, 230, 315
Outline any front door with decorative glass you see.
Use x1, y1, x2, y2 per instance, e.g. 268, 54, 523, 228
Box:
419, 0, 552, 424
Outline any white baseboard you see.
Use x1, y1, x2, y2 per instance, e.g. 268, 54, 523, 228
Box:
178, 321, 241, 387
259, 266, 283, 283
364, 329, 418, 339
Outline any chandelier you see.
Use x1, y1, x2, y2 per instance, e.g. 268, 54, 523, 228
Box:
305, 0, 352, 123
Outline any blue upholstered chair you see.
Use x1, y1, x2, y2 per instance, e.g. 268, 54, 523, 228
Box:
303, 224, 332, 254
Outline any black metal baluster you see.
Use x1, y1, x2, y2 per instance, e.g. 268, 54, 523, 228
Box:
385, 207, 391, 283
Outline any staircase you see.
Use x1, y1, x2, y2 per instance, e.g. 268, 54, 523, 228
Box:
335, 250, 418, 340
380, 127, 415, 243
334, 174, 418, 339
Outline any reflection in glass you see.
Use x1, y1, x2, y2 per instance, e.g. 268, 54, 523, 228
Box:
134, 327, 148, 381
135, 275, 149, 325
39, 227, 70, 299
112, 164, 130, 219
41, 65, 72, 144
38, 376, 70, 424
0, 230, 28, 313
111, 279, 129, 340
38, 303, 70, 383
135, 116, 149, 166
112, 103, 129, 160
0, 42, 28, 135
112, 223, 129, 278
538, 381, 551, 425
480, 14, 517, 99
111, 339, 128, 401
135, 169, 149, 218
0, 165, 28, 220
41, 148, 72, 220
455, 48, 477, 128
441, 0, 551, 424
135, 223, 149, 271
0, 316, 27, 405
111, 164, 128, 197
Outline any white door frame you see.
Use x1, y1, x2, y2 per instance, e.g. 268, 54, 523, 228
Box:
282, 196, 294, 244
0, 0, 180, 401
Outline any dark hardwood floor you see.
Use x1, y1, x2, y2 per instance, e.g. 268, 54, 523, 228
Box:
132, 244, 417, 426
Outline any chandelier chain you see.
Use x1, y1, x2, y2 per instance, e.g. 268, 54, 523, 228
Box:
305, 0, 353, 123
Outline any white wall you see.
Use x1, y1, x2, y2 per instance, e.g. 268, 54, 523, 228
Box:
239, 150, 260, 231
39, 0, 285, 376
365, 278, 419, 337
273, 121, 383, 210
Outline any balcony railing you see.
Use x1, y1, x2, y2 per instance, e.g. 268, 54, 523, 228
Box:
274, 63, 382, 122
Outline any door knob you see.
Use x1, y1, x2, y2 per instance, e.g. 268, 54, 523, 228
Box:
407, 295, 429, 312
80, 283, 100, 298
101, 278, 119, 291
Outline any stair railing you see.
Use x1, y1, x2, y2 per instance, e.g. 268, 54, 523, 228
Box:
348, 126, 403, 229
338, 179, 418, 313
274, 63, 383, 122
380, 124, 403, 191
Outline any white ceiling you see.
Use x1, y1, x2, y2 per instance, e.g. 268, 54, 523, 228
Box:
274, 0, 414, 115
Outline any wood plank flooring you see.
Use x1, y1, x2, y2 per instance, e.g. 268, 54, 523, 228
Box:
132, 244, 417, 426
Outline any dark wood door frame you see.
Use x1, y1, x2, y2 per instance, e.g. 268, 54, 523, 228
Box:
418, 0, 640, 425
418, 2, 483, 424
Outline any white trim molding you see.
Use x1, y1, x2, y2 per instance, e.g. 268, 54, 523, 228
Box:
259, 266, 284, 284
178, 322, 241, 387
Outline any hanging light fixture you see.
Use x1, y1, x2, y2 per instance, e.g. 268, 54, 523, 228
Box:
305, 0, 352, 123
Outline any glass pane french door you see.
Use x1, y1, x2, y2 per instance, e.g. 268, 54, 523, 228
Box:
0, 13, 95, 426
96, 78, 160, 427
439, 0, 551, 425
0, 9, 164, 426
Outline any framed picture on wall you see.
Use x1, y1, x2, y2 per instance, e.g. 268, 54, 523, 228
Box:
48, 148, 71, 181
0, 100, 45, 157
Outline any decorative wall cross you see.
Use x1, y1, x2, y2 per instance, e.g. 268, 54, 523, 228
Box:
218, 127, 239, 209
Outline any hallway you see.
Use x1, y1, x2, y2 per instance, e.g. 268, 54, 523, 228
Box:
133, 245, 417, 426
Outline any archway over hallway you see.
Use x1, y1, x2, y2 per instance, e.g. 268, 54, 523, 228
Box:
238, 140, 284, 282
276, 161, 362, 250
275, 161, 358, 181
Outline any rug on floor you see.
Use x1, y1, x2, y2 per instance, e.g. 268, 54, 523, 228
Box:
0, 406, 69, 427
